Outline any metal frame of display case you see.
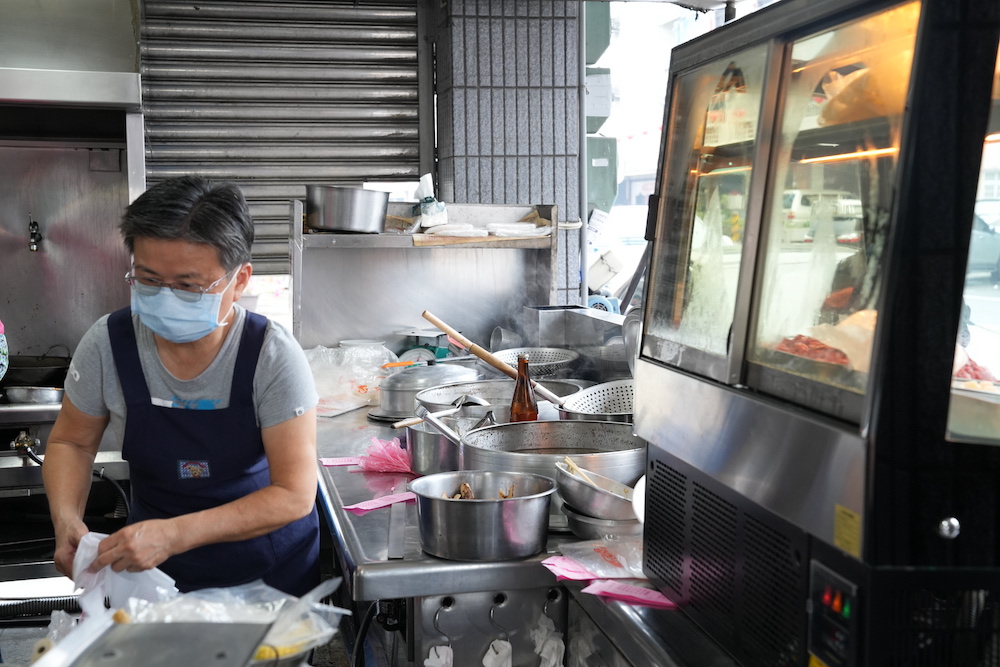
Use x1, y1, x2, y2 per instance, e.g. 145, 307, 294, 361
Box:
635, 0, 1000, 664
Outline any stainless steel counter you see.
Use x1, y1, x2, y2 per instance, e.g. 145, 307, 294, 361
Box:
315, 407, 576, 602
316, 407, 738, 667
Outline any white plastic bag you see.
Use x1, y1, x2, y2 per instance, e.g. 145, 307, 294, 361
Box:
559, 537, 646, 580
72, 532, 178, 621
414, 173, 448, 229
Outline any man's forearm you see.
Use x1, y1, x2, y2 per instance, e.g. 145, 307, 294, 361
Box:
43, 440, 99, 532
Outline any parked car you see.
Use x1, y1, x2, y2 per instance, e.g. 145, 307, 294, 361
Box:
975, 199, 1000, 231
802, 197, 865, 244
968, 214, 1000, 279
782, 189, 858, 242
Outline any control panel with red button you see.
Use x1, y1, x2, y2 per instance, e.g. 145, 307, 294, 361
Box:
807, 561, 859, 666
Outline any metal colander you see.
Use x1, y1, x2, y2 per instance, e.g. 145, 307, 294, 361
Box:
494, 347, 580, 377
557, 379, 633, 423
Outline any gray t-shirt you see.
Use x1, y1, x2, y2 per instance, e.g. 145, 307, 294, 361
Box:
66, 305, 318, 448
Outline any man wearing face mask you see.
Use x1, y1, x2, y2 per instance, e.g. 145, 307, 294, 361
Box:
42, 175, 320, 596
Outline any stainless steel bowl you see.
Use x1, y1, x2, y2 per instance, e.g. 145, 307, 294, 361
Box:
561, 503, 642, 540
414, 379, 581, 421
3, 386, 64, 404
554, 462, 635, 521
408, 470, 556, 561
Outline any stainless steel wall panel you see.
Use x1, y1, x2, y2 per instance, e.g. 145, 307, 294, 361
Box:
141, 0, 421, 274
0, 146, 131, 356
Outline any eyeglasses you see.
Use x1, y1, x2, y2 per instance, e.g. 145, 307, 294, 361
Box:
125, 267, 238, 302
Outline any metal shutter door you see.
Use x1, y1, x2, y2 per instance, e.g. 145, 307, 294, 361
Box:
141, 0, 420, 273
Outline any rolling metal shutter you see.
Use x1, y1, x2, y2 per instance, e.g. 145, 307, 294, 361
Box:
140, 0, 421, 273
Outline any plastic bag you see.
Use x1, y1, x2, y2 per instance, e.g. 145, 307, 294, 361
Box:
559, 537, 646, 580
356, 436, 411, 473
253, 578, 350, 664
305, 343, 397, 412
122, 579, 350, 664
807, 308, 877, 373
413, 173, 448, 229
72, 532, 178, 621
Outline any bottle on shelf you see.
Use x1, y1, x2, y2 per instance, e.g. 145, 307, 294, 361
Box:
509, 353, 539, 422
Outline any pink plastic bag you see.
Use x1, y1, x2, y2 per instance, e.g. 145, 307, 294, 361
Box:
355, 437, 411, 473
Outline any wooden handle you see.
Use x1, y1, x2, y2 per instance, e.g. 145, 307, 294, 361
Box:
421, 310, 567, 406
392, 416, 424, 429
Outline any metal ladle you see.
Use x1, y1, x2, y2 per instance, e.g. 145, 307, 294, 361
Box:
415, 394, 494, 445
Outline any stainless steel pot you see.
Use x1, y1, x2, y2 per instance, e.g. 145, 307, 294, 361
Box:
458, 421, 646, 526
3, 386, 64, 404
305, 185, 389, 233
405, 415, 488, 475
369, 362, 480, 421
408, 470, 556, 560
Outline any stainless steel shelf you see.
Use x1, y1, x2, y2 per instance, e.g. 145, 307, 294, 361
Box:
300, 231, 552, 250
0, 403, 61, 425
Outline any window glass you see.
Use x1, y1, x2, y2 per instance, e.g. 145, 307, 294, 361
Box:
747, 2, 921, 396
644, 43, 769, 367
947, 46, 1000, 443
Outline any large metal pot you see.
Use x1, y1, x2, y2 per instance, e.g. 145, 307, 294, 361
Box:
305, 185, 389, 233
458, 421, 646, 526
369, 362, 480, 421
408, 470, 556, 561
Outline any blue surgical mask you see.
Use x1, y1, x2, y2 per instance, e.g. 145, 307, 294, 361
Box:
130, 273, 237, 343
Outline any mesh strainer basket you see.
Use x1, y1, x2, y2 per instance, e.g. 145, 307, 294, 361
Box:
557, 379, 633, 423
494, 347, 580, 378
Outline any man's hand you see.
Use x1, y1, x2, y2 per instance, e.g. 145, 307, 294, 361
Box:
53, 520, 90, 578
92, 520, 181, 573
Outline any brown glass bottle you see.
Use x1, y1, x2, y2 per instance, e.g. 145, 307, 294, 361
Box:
509, 353, 538, 422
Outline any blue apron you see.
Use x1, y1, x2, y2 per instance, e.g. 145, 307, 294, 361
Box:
108, 307, 319, 596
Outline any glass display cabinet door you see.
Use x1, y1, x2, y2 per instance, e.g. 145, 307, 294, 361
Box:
948, 48, 1000, 445
745, 2, 921, 422
644, 43, 770, 381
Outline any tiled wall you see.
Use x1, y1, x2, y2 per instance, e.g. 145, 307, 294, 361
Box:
436, 0, 583, 305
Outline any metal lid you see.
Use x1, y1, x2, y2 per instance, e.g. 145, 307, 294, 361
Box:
379, 361, 479, 392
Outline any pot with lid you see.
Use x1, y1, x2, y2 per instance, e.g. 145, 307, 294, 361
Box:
368, 360, 480, 422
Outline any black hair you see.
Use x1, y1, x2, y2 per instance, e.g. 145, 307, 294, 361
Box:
120, 175, 254, 270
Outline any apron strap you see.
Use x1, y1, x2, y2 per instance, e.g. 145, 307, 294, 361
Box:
230, 311, 267, 407
108, 307, 150, 404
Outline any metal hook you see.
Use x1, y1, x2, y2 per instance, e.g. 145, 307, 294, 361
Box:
433, 601, 452, 647
542, 587, 560, 619
489, 599, 509, 642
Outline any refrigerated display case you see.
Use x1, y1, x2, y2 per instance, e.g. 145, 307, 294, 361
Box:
634, 0, 1000, 665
